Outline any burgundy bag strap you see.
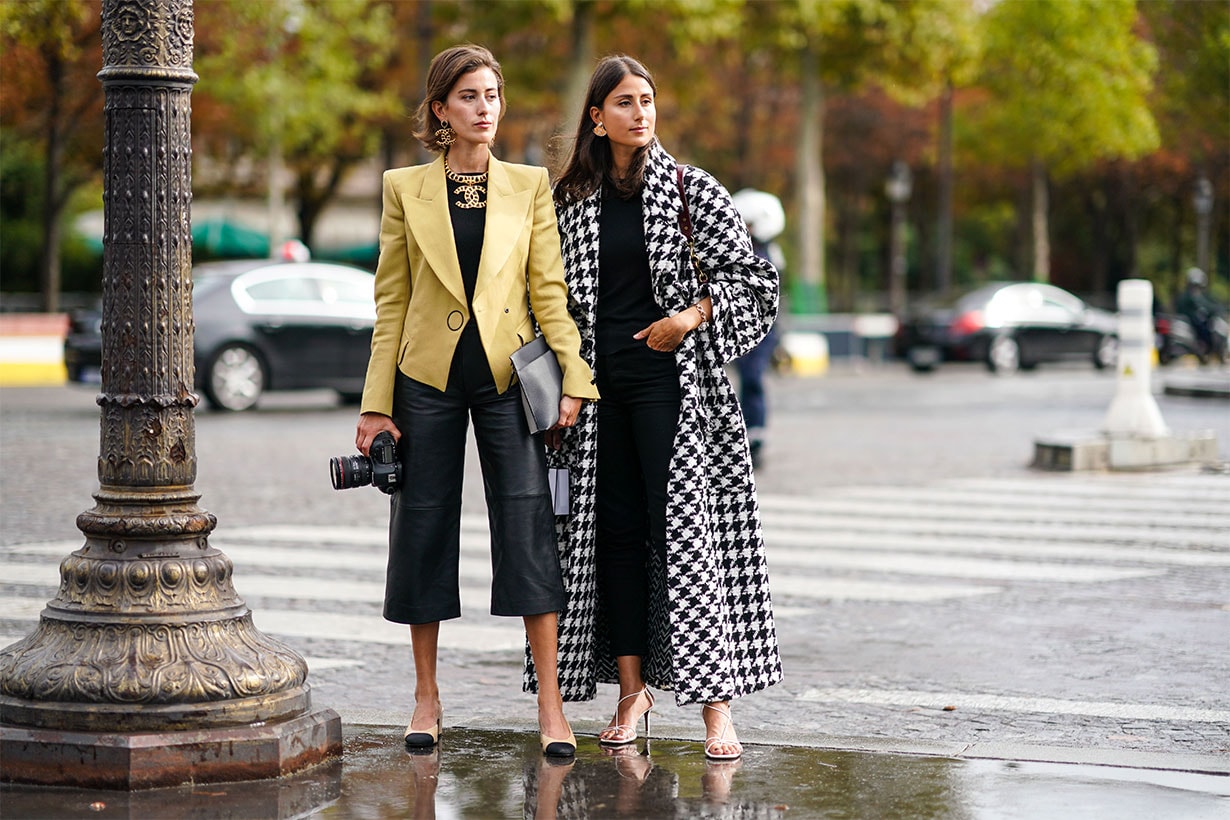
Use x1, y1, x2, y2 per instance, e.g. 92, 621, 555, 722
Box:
676, 164, 693, 240
675, 164, 708, 284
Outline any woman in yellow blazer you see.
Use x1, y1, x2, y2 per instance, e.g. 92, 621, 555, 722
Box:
355, 44, 598, 758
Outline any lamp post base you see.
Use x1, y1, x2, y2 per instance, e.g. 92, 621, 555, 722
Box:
0, 708, 342, 790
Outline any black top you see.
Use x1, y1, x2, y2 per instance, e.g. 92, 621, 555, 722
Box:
597, 189, 661, 355
447, 175, 487, 304
447, 174, 491, 387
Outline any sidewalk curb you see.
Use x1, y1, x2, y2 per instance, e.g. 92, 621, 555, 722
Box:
336, 708, 1230, 777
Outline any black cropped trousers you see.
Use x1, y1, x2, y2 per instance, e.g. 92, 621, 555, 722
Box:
384, 328, 563, 625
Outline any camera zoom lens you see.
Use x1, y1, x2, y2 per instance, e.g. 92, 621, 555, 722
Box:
329, 454, 372, 490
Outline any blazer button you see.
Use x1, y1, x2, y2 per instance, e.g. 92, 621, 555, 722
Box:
447, 310, 464, 331
504, 308, 510, 313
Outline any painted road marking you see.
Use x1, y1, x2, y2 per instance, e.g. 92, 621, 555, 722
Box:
0, 593, 523, 652
758, 494, 1227, 530
798, 687, 1230, 724
810, 486, 1229, 516
764, 512, 1222, 547
767, 548, 1162, 582
763, 529, 1230, 567
770, 576, 1001, 602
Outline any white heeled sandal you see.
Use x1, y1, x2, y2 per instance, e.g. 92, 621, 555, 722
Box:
598, 687, 655, 747
702, 703, 743, 760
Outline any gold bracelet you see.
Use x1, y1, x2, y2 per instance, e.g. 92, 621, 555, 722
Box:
692, 303, 708, 328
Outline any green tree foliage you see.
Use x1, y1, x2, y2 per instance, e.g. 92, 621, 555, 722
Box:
968, 0, 1159, 281
194, 0, 399, 250
1141, 0, 1230, 156
1, 0, 1222, 311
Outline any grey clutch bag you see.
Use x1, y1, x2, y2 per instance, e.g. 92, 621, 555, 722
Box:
509, 334, 562, 434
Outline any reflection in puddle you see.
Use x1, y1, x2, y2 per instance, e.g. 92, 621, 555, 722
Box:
5, 726, 1225, 818
329, 728, 949, 818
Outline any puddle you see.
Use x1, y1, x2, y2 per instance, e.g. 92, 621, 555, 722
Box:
3, 726, 1227, 818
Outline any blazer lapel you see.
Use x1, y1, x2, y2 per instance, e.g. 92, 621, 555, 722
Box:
403, 155, 467, 307
474, 157, 531, 301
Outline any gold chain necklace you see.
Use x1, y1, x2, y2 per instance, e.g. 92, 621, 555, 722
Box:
443, 154, 487, 209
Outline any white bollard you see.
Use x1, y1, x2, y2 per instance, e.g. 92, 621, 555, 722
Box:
1102, 279, 1168, 437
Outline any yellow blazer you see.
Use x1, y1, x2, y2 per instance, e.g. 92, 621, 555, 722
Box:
360, 154, 598, 416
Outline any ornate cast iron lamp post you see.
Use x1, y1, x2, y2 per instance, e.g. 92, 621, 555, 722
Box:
886, 160, 913, 318
1193, 176, 1213, 277
0, 0, 340, 789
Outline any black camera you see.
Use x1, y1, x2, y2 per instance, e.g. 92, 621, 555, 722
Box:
330, 430, 401, 494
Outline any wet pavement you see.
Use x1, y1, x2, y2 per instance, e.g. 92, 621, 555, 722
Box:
4, 374, 1229, 817
3, 723, 1229, 819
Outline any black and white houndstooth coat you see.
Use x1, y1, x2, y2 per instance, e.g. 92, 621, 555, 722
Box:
524, 141, 784, 706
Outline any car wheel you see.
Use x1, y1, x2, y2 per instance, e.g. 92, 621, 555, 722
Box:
1093, 334, 1118, 370
986, 335, 1020, 375
204, 344, 265, 411
905, 346, 940, 373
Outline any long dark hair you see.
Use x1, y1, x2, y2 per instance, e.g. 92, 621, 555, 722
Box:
413, 44, 505, 152
554, 55, 657, 206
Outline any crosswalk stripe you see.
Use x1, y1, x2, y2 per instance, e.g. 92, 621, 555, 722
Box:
798, 687, 1230, 724
764, 513, 1222, 547
0, 598, 48, 619
254, 609, 525, 651
771, 576, 1000, 602
764, 530, 1230, 567
803, 486, 1229, 516
0, 558, 1002, 604
3, 538, 1156, 594
759, 495, 1226, 530
767, 547, 1162, 582
939, 476, 1230, 503
0, 594, 522, 651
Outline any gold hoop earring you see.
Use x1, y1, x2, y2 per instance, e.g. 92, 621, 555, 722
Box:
593, 123, 606, 138
436, 122, 457, 147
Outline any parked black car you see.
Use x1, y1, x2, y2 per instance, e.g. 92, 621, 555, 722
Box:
64, 260, 376, 410
895, 281, 1119, 374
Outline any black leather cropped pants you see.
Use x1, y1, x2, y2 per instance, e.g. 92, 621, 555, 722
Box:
384, 345, 563, 625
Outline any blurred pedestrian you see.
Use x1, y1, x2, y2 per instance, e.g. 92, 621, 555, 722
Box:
731, 188, 786, 469
354, 44, 598, 758
542, 54, 783, 761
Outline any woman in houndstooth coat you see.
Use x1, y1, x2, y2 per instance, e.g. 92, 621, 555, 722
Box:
525, 54, 783, 760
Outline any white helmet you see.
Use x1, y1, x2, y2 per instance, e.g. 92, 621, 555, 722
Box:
732, 189, 785, 243
1186, 267, 1207, 287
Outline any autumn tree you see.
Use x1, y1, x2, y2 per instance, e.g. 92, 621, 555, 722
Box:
193, 0, 398, 252
0, 0, 103, 311
968, 0, 1159, 283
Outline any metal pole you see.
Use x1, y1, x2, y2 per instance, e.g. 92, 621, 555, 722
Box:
0, 0, 340, 789
886, 161, 912, 317
1194, 176, 1213, 276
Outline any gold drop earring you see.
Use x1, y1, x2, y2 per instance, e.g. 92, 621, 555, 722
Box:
593, 122, 607, 138
436, 121, 457, 147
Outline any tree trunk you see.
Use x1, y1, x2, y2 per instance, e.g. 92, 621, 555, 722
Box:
294, 160, 347, 251
1031, 157, 1050, 283
935, 81, 954, 296
559, 0, 595, 142
1089, 178, 1109, 295
414, 0, 434, 165
1121, 165, 1138, 282
796, 42, 826, 313
837, 194, 860, 312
